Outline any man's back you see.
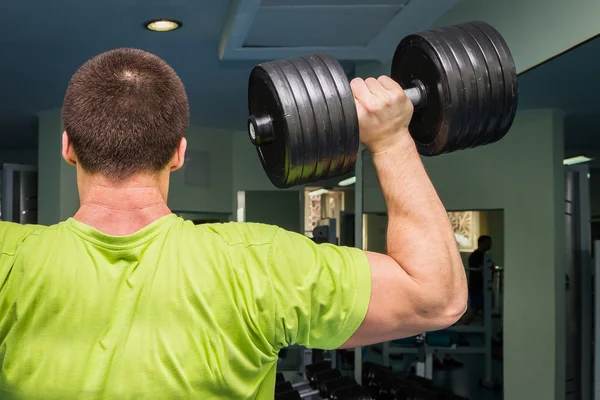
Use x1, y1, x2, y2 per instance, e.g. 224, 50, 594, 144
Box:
0, 215, 371, 399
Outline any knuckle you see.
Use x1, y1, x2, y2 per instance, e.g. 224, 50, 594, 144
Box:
364, 100, 379, 113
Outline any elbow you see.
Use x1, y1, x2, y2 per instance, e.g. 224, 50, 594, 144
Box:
425, 290, 467, 331
440, 286, 468, 328
421, 269, 468, 330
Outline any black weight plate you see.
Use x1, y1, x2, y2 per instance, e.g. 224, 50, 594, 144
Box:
304, 54, 348, 179
248, 63, 302, 188
419, 31, 469, 155
435, 26, 480, 151
290, 56, 333, 182
471, 21, 519, 143
450, 25, 493, 148
392, 35, 456, 156
438, 26, 484, 151
399, 31, 466, 156
458, 23, 505, 146
276, 59, 319, 186
317, 54, 360, 175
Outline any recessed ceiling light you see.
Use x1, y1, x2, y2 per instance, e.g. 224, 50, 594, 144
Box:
338, 176, 356, 187
145, 19, 182, 32
563, 155, 594, 165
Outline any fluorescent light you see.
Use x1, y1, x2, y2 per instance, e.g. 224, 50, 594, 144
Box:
338, 176, 356, 186
308, 188, 329, 197
563, 155, 594, 165
145, 19, 181, 32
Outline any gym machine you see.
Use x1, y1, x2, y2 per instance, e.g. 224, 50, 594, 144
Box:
275, 361, 372, 400
362, 361, 468, 400
0, 163, 38, 223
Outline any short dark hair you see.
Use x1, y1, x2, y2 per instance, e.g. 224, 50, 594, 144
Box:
62, 48, 190, 180
478, 235, 492, 246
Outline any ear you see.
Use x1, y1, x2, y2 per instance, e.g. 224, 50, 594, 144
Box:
170, 137, 187, 172
61, 131, 77, 166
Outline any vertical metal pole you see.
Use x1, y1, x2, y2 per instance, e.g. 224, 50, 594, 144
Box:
576, 166, 592, 400
354, 146, 364, 385
483, 254, 493, 386
236, 191, 246, 222
1, 165, 14, 222
382, 342, 390, 366
594, 240, 600, 399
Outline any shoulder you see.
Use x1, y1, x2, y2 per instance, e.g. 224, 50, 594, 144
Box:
468, 249, 484, 261
0, 222, 49, 255
194, 222, 280, 248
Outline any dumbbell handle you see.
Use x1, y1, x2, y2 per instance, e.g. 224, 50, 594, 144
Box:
299, 389, 319, 398
248, 78, 427, 147
403, 79, 427, 108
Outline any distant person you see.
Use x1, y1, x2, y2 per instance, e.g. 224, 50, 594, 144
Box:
462, 235, 492, 325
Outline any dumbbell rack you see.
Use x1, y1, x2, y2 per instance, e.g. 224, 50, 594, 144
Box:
374, 254, 495, 387
276, 360, 372, 400
362, 361, 469, 400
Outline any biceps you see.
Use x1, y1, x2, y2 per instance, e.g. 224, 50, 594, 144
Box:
340, 251, 436, 348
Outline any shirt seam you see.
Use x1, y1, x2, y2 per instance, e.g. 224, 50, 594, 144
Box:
266, 228, 281, 350
1, 225, 53, 257
64, 220, 171, 250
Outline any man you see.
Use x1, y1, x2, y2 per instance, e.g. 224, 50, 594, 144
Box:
462, 235, 493, 325
0, 48, 467, 399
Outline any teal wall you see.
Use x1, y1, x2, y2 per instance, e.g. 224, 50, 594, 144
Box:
168, 127, 233, 214
358, 0, 600, 78
37, 110, 78, 224
245, 190, 301, 232
0, 149, 37, 165
232, 132, 276, 192
361, 109, 565, 400
432, 0, 600, 73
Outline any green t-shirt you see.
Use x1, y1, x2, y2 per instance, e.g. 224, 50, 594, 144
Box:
0, 214, 371, 399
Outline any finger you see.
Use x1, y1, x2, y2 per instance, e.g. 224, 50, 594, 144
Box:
365, 77, 388, 98
350, 78, 372, 102
354, 100, 367, 123
377, 75, 402, 92
351, 78, 378, 112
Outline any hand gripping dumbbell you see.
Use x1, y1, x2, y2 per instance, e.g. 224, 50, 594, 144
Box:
247, 21, 518, 189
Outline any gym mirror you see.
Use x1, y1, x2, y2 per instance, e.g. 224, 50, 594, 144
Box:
359, 33, 600, 400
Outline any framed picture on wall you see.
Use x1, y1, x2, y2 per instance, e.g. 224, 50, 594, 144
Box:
447, 211, 480, 252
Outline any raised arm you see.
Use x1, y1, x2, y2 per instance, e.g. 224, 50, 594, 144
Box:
341, 76, 467, 347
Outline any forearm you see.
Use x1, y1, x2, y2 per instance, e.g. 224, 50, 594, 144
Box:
371, 134, 465, 299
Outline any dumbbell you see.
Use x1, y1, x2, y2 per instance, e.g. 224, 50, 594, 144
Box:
277, 367, 374, 399
276, 369, 342, 399
275, 362, 338, 397
247, 21, 518, 189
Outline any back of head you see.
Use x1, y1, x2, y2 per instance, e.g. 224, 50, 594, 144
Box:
62, 48, 190, 181
478, 235, 492, 250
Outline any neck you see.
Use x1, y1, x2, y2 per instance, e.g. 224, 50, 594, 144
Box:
74, 174, 171, 236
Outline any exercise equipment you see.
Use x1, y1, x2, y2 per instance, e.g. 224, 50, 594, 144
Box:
276, 361, 373, 399
362, 361, 468, 400
247, 21, 518, 188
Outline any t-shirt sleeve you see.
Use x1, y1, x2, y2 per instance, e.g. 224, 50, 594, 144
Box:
267, 228, 372, 350
0, 222, 39, 290
0, 222, 40, 254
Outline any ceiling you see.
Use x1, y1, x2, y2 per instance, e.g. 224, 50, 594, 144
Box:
0, 0, 459, 150
517, 35, 600, 151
